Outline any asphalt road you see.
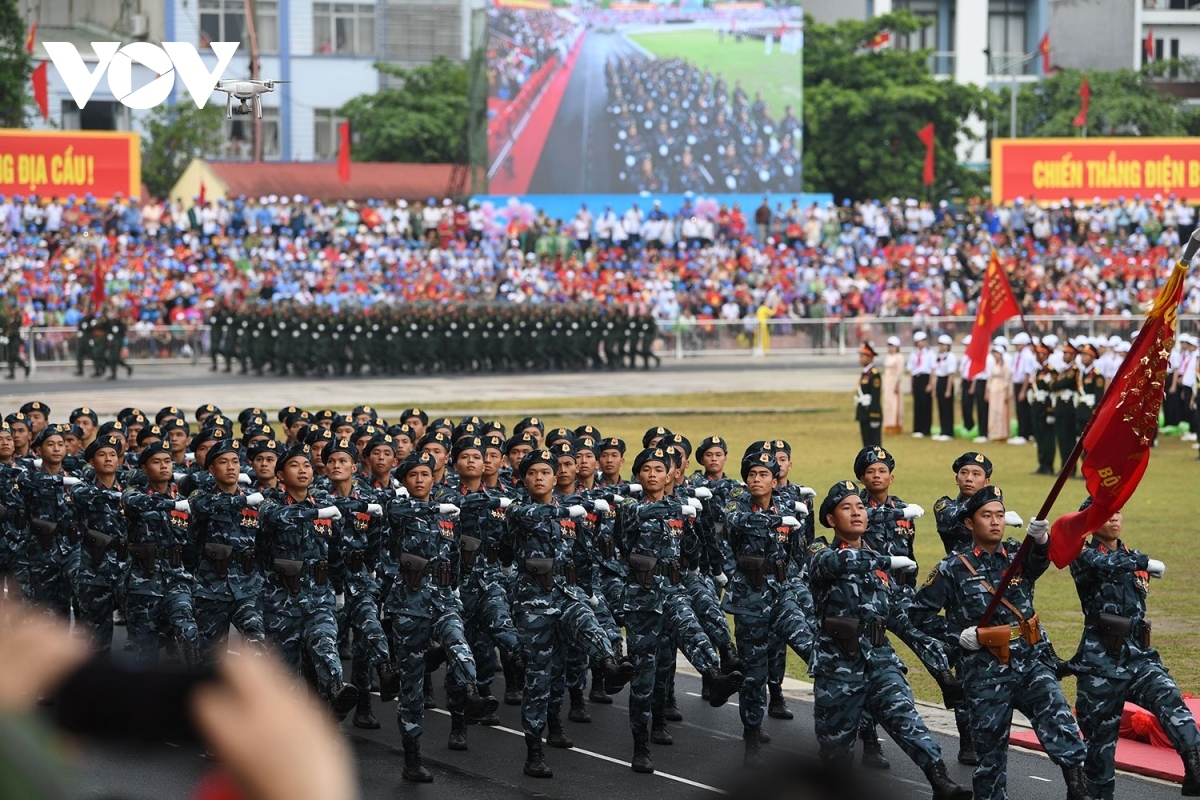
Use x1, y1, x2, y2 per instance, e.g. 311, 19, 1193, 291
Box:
67, 655, 1182, 800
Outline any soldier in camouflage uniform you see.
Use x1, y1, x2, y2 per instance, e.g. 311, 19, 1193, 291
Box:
0, 423, 26, 595
808, 480, 969, 799
75, 316, 95, 377
17, 425, 79, 616
257, 443, 359, 718
70, 434, 129, 655
185, 438, 268, 663
913, 487, 1093, 800
101, 311, 132, 380
1, 303, 29, 379
506, 449, 635, 778
1068, 501, 1200, 799
121, 441, 201, 665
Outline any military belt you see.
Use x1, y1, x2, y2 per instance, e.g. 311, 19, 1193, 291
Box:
1086, 612, 1151, 653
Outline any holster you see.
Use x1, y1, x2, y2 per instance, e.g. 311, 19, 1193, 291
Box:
400, 552, 430, 592
822, 616, 861, 659
1019, 613, 1042, 646
459, 536, 481, 571
737, 555, 767, 591
524, 557, 556, 591
485, 542, 501, 563
83, 528, 114, 563
865, 617, 888, 648
1139, 619, 1152, 650
1088, 612, 1136, 657
598, 535, 615, 559
977, 625, 1018, 665
345, 548, 365, 573
628, 553, 659, 590
772, 558, 788, 583
272, 558, 304, 595
168, 546, 182, 569
240, 548, 256, 574
30, 518, 57, 551
128, 542, 157, 575
313, 560, 328, 586
0, 503, 7, 524
435, 561, 452, 588
203, 542, 234, 579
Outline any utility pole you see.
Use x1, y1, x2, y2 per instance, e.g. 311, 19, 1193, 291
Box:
243, 0, 262, 162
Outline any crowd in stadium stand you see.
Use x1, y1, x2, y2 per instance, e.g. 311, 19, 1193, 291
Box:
2, 192, 1200, 328
487, 8, 582, 104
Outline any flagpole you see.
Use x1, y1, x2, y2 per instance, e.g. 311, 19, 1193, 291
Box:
977, 230, 1200, 626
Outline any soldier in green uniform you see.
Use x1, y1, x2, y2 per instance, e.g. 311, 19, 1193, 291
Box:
1051, 341, 1080, 478
1029, 339, 1058, 475
75, 315, 94, 377
856, 342, 883, 446
100, 310, 132, 380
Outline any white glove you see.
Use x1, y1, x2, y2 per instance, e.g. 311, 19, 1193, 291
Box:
33, 458, 42, 468
237, 473, 252, 485
1027, 518, 1050, 544
62, 476, 81, 486
396, 486, 409, 497
958, 626, 982, 651
1147, 559, 1166, 578
391, 479, 401, 490
888, 555, 918, 572
366, 503, 383, 516
438, 504, 460, 518
317, 506, 341, 520
587, 594, 600, 608
687, 497, 703, 509
693, 487, 712, 499
173, 472, 186, 482
781, 515, 801, 528
567, 504, 587, 518
245, 492, 264, 506
1004, 511, 1024, 528
902, 504, 925, 520
452, 587, 461, 599
174, 499, 190, 513
682, 505, 697, 518
792, 501, 810, 516
592, 498, 611, 513
335, 593, 345, 610
627, 483, 643, 495
498, 497, 512, 508
1081, 394, 1096, 408
184, 452, 196, 463
714, 572, 728, 588
798, 486, 817, 500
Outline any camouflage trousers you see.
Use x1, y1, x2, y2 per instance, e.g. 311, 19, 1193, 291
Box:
966, 667, 1086, 800
74, 569, 128, 656
391, 608, 476, 739
1077, 663, 1200, 800
126, 590, 199, 665
683, 571, 733, 651
733, 595, 815, 729
514, 594, 613, 738
20, 539, 77, 617
625, 592, 720, 734
263, 586, 343, 698
195, 595, 266, 663
814, 664, 942, 769
343, 586, 389, 694
595, 569, 626, 629
462, 578, 520, 692
566, 591, 625, 695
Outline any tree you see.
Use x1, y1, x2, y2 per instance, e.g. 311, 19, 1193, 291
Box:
339, 57, 469, 163
802, 11, 993, 201
0, 0, 32, 128
1011, 64, 1200, 138
139, 104, 224, 199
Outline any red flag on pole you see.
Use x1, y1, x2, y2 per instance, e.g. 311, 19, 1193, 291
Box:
865, 31, 890, 50
964, 249, 1023, 379
1145, 29, 1156, 62
25, 20, 36, 54
1047, 263, 1189, 568
917, 123, 935, 186
31, 62, 48, 120
198, 180, 207, 206
337, 120, 352, 183
1038, 32, 1051, 73
91, 255, 107, 310
1072, 77, 1090, 128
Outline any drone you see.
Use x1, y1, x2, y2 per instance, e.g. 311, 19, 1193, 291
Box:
214, 79, 289, 119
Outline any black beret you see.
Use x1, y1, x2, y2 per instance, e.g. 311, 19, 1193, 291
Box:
275, 443, 314, 471
396, 451, 436, 479
958, 485, 1005, 522
33, 424, 68, 448
314, 409, 338, 424
819, 480, 862, 529
124, 412, 149, 428
84, 434, 123, 461
70, 406, 98, 425
515, 416, 545, 434
195, 403, 221, 421
238, 407, 266, 427
598, 437, 626, 455
160, 418, 190, 436
574, 436, 598, 456
458, 415, 484, 429
363, 434, 397, 457
3, 412, 28, 428
400, 407, 430, 426
505, 431, 539, 455
354, 424, 382, 442
481, 420, 506, 437
323, 437, 358, 464
770, 439, 792, 456
417, 430, 451, 452
137, 424, 164, 445
97, 420, 127, 439
117, 407, 143, 422
204, 438, 242, 469
429, 417, 454, 434
189, 427, 225, 452
242, 425, 274, 444
642, 426, 672, 448
351, 405, 378, 420
853, 446, 895, 479
549, 440, 577, 461
451, 435, 485, 461
952, 452, 993, 478
64, 424, 84, 440
482, 434, 505, 453
247, 438, 280, 461
19, 400, 49, 416
277, 405, 303, 423
453, 421, 482, 441
741, 450, 780, 481
574, 424, 602, 440
544, 427, 574, 448
155, 406, 183, 424
387, 423, 416, 442
632, 446, 672, 475
138, 440, 173, 467
696, 436, 727, 458
284, 410, 313, 428
664, 433, 692, 458
304, 426, 334, 447
518, 448, 556, 478
662, 445, 684, 469
743, 440, 773, 459
203, 414, 234, 434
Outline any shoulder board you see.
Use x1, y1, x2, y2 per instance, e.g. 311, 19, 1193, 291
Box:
933, 496, 949, 514
921, 567, 939, 588
809, 537, 829, 553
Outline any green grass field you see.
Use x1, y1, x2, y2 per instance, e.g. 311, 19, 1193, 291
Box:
394, 389, 1198, 705
626, 29, 802, 123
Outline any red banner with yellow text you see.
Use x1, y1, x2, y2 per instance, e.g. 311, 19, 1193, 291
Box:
0, 130, 140, 201
991, 138, 1200, 205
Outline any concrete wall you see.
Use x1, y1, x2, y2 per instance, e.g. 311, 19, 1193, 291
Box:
804, 0, 871, 25
1048, 0, 1135, 71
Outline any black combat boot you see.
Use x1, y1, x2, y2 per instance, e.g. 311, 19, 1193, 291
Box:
650, 708, 673, 745
464, 683, 499, 718
546, 714, 573, 748
955, 714, 979, 766
1184, 747, 1200, 795
568, 687, 591, 723
524, 734, 552, 778
589, 666, 612, 704
502, 655, 523, 705
631, 729, 655, 774
719, 642, 744, 674
662, 684, 682, 722
706, 667, 745, 708
376, 661, 399, 702
923, 760, 971, 800
351, 692, 379, 729
467, 686, 501, 726
860, 724, 890, 770
423, 673, 437, 709
757, 728, 772, 744
328, 682, 359, 722
701, 671, 712, 701
767, 684, 793, 720
402, 735, 433, 783
1063, 764, 1098, 800
743, 727, 764, 768
447, 713, 467, 751
602, 654, 636, 694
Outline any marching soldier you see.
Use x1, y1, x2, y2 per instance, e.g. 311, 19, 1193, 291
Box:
17, 425, 79, 616
70, 434, 129, 655
856, 342, 883, 447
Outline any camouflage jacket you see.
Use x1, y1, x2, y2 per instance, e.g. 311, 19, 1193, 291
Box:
1068, 537, 1158, 678
506, 499, 590, 612
384, 495, 460, 618
185, 486, 264, 601
121, 484, 192, 597
71, 475, 126, 584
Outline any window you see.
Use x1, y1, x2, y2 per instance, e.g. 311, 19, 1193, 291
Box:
314, 109, 347, 160
210, 106, 282, 160
313, 3, 376, 56
199, 0, 279, 53
893, 0, 939, 52
988, 0, 1030, 75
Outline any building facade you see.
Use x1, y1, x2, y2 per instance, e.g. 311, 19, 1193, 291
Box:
1050, 0, 1200, 75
